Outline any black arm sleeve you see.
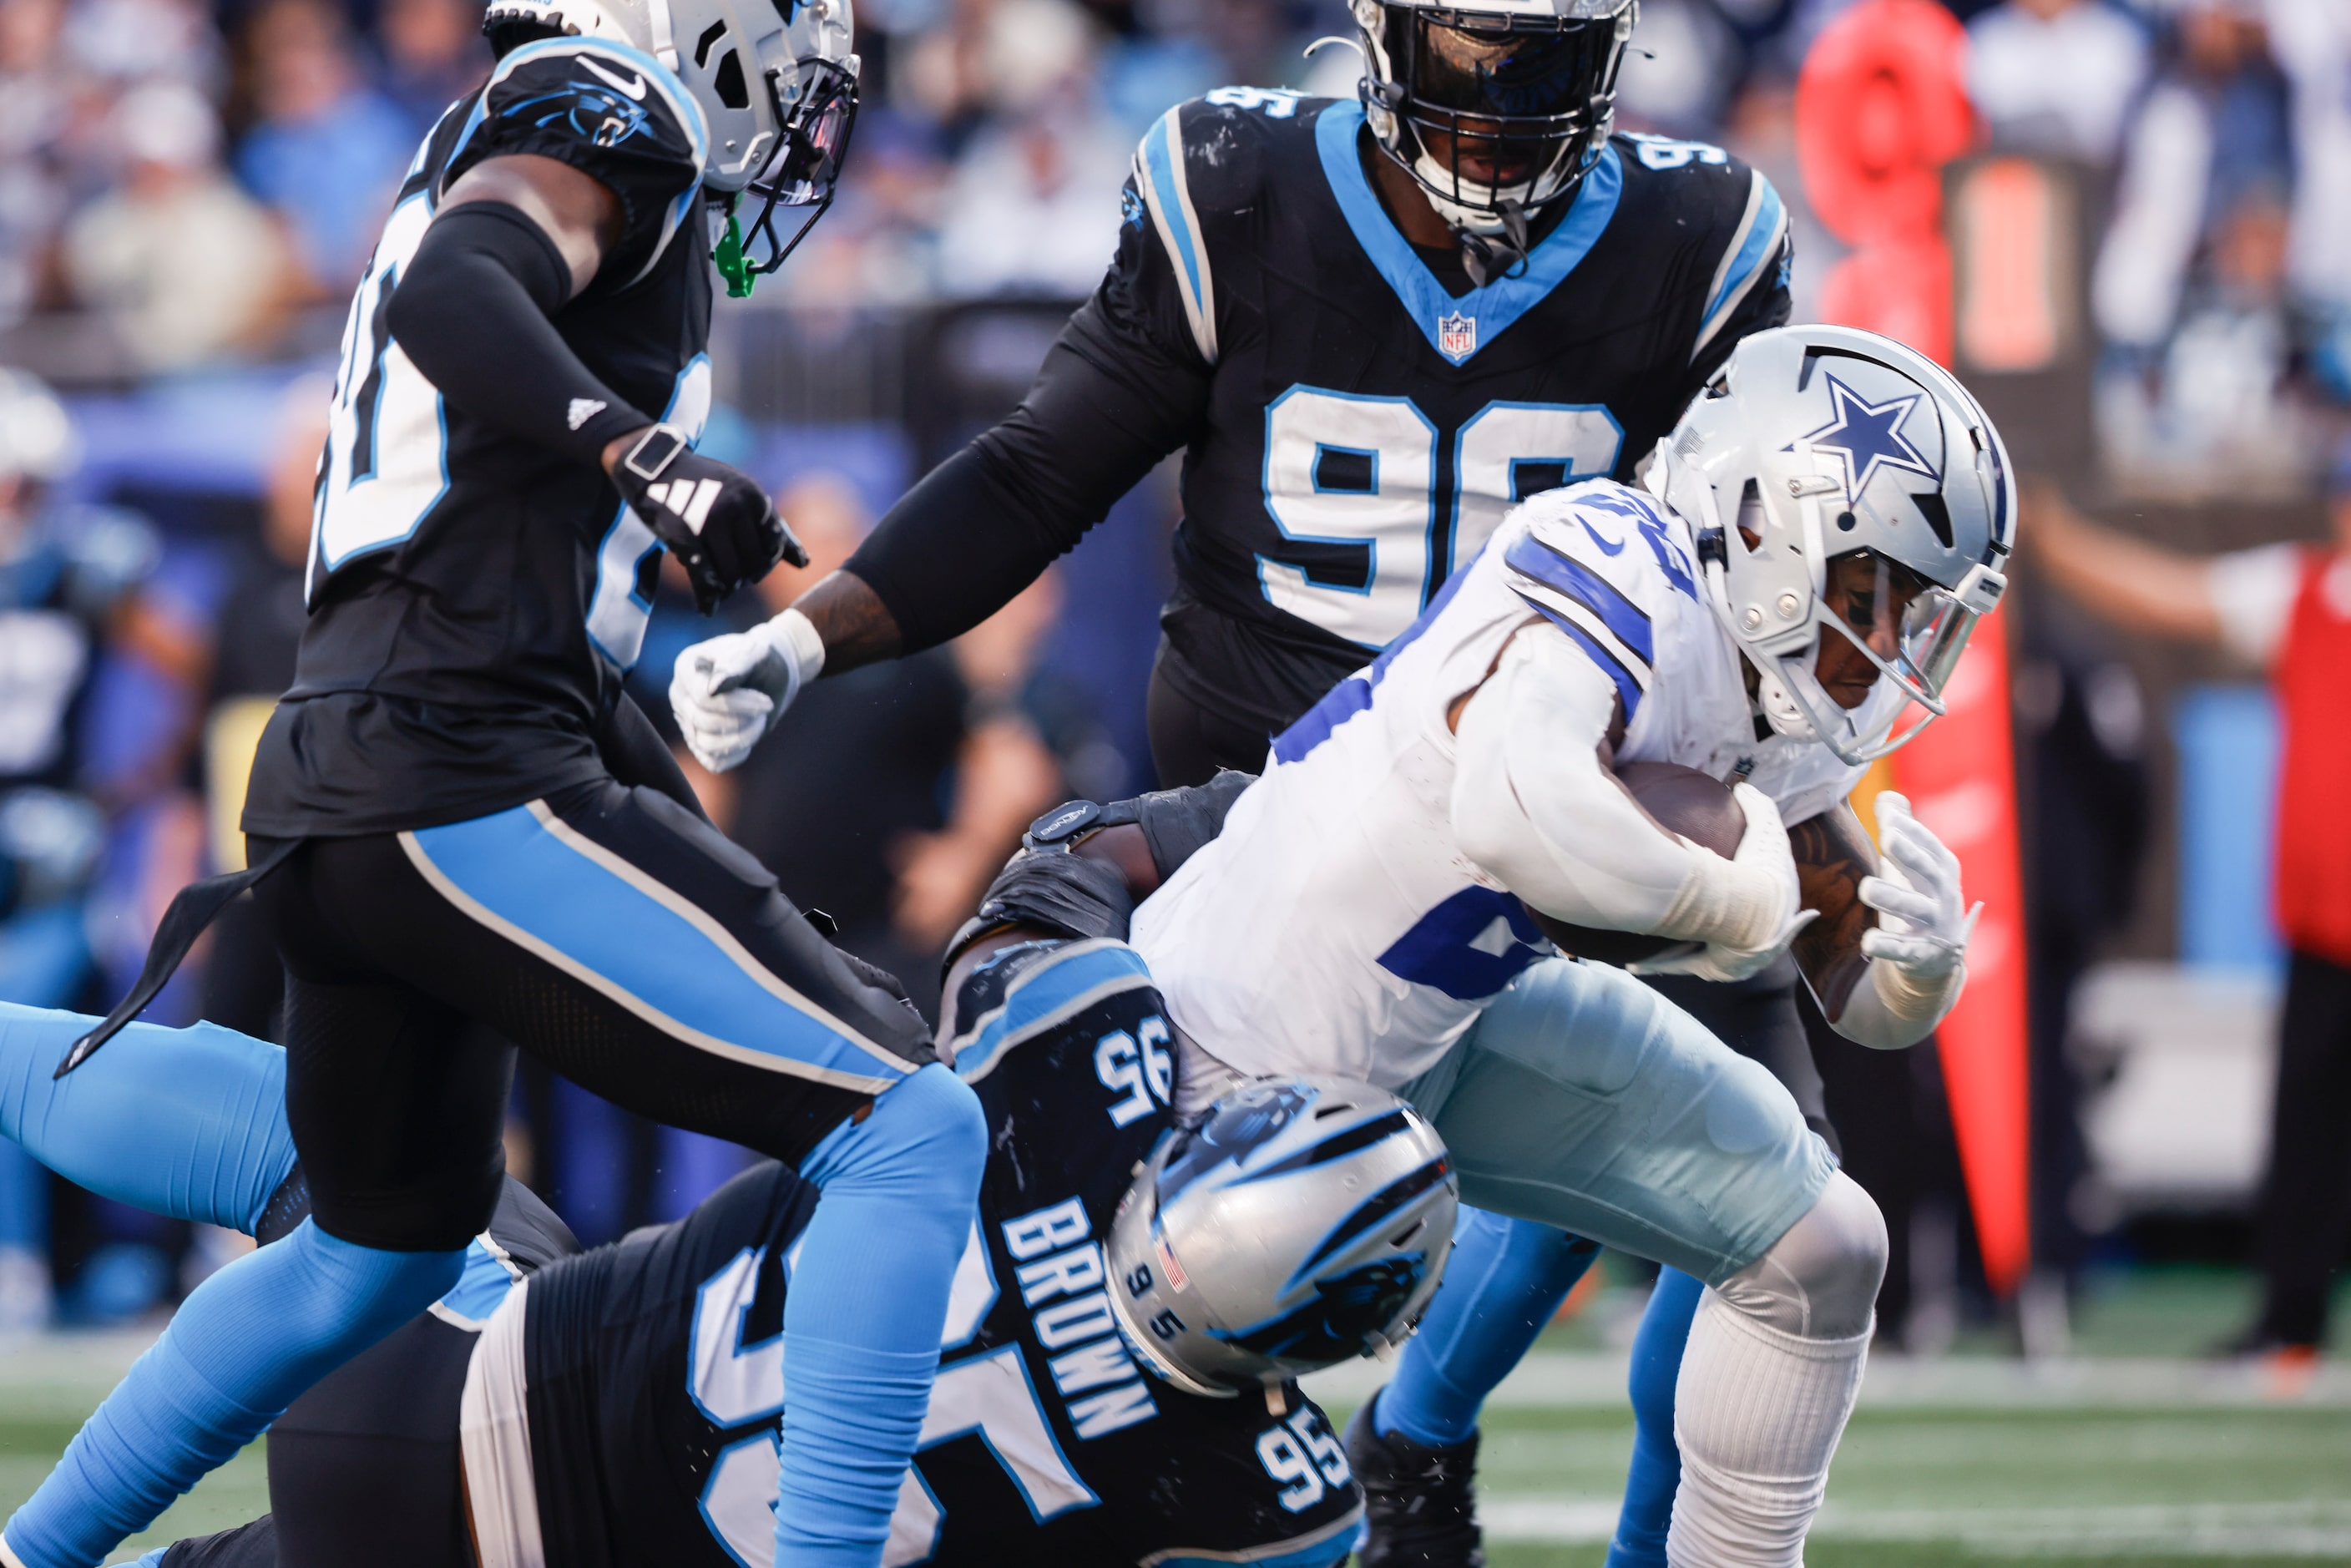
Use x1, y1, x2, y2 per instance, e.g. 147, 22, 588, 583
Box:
846, 291, 1212, 654
385, 201, 652, 468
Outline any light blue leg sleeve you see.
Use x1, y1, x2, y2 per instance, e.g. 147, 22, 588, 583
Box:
1605, 1267, 1704, 1568
3, 1220, 463, 1568
778, 1062, 985, 1568
0, 1004, 296, 1233
1375, 1207, 1600, 1449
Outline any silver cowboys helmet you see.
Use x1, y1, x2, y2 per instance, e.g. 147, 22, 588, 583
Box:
481, 0, 857, 270
1106, 1076, 1458, 1398
1653, 323, 2017, 764
1350, 0, 1638, 240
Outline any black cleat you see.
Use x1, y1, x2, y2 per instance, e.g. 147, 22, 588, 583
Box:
1344, 1392, 1486, 1568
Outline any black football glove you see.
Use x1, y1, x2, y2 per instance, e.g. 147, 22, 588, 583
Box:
612, 424, 808, 614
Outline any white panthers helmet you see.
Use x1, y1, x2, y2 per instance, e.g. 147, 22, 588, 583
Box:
1105, 1077, 1458, 1398
482, 0, 857, 271
0, 369, 78, 491
1654, 323, 2015, 763
1350, 0, 1637, 246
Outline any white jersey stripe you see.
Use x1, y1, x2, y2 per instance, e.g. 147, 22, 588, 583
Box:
1134, 109, 1220, 364
1692, 170, 1788, 362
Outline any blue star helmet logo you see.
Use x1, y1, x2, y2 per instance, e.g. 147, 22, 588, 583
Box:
1792, 373, 1939, 495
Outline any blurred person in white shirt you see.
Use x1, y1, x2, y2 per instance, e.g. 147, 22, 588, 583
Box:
62, 79, 289, 373
2263, 0, 2351, 400
1966, 0, 2150, 164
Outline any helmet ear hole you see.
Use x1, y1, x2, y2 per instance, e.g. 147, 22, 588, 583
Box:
1909, 491, 1954, 548
713, 48, 750, 108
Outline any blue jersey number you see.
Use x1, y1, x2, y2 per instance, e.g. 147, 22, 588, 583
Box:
1377, 886, 1551, 1002
1259, 389, 1623, 650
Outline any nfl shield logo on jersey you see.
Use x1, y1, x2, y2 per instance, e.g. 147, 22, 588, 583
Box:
1438, 311, 1476, 361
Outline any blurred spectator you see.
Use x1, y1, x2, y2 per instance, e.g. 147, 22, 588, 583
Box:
2265, 0, 2351, 399
0, 367, 159, 1328
2011, 609, 2149, 1295
2025, 462, 2351, 1374
62, 80, 289, 374
2092, 0, 2290, 351
63, 0, 219, 89
234, 0, 412, 294
891, 569, 1069, 953
2091, 0, 2303, 490
1617, 0, 1750, 139
200, 375, 328, 1040
933, 99, 1129, 296
378, 0, 489, 138
723, 474, 1064, 1019
0, 0, 71, 331
1965, 0, 2149, 164
897, 0, 1105, 133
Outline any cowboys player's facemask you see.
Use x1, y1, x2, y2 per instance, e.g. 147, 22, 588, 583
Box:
1352, 0, 1637, 241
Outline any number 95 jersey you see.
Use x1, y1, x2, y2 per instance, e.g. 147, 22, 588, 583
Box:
1116, 89, 1791, 737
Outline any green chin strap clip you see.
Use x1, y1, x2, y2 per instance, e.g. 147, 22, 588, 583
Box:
715, 208, 755, 299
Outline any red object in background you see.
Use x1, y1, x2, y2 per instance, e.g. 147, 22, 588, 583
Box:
1797, 0, 2034, 1292
1891, 616, 2034, 1296
1800, 0, 1970, 369
1796, 0, 1973, 245
1817, 235, 1954, 369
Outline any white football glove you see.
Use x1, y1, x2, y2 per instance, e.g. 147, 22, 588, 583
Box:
1857, 791, 1978, 981
668, 607, 826, 773
1630, 781, 1813, 984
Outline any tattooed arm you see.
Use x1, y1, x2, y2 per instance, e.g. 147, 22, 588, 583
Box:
791, 569, 904, 674
1788, 802, 1878, 1020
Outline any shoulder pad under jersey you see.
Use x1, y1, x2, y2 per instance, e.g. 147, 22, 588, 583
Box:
1612, 133, 1791, 363
448, 36, 708, 287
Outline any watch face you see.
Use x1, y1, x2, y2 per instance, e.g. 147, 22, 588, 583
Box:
625, 427, 686, 479
1027, 799, 1102, 846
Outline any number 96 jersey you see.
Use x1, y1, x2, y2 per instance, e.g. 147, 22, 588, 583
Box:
1113, 89, 1792, 738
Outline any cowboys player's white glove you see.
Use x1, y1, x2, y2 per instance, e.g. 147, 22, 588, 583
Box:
1858, 791, 1978, 979
668, 607, 827, 773
1827, 790, 1978, 1048
1629, 781, 1813, 984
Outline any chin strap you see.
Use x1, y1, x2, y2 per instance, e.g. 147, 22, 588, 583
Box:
1456, 200, 1531, 287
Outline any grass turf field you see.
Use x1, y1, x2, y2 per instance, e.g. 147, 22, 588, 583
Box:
1, 1269, 2344, 1565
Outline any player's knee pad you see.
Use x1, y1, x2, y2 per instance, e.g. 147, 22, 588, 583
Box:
804, 1061, 985, 1202
1711, 1171, 1885, 1341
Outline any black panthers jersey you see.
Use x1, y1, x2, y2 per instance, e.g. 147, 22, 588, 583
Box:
243, 35, 715, 838
1118, 89, 1791, 734
518, 938, 1363, 1568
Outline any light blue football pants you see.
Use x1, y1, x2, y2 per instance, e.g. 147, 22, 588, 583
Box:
1403, 958, 1835, 1287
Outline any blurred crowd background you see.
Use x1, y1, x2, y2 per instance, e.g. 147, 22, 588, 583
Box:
0, 0, 2346, 1362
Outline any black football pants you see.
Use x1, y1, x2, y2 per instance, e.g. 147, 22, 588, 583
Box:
251, 776, 935, 1252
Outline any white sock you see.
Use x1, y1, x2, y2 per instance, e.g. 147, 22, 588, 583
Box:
1666, 1287, 1871, 1567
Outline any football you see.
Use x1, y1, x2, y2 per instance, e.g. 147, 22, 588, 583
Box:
1524, 761, 1746, 966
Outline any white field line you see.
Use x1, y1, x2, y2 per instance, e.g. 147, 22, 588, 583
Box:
1302, 1350, 2351, 1409
1480, 1498, 2351, 1556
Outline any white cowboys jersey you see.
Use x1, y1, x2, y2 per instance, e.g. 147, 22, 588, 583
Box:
1130, 478, 1872, 1089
